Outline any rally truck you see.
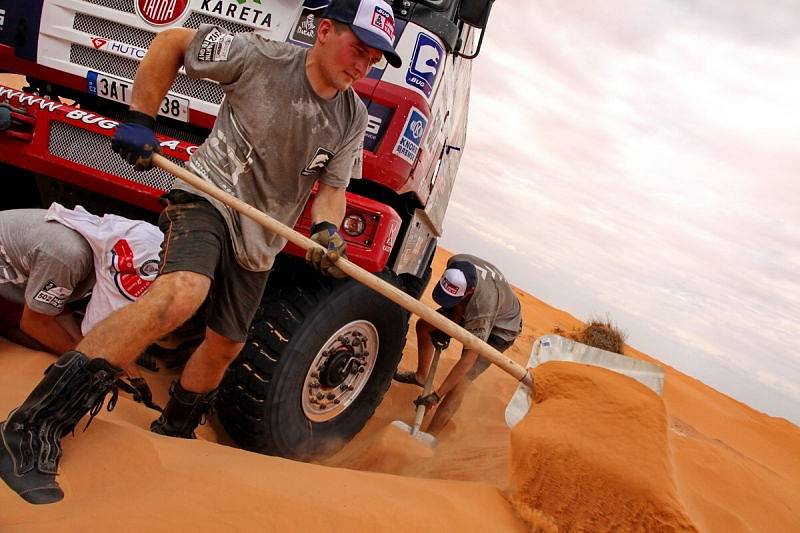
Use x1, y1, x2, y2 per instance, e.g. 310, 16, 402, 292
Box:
0, 0, 493, 459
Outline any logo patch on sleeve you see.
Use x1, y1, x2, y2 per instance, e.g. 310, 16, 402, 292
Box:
301, 147, 334, 176
33, 281, 71, 310
198, 28, 235, 62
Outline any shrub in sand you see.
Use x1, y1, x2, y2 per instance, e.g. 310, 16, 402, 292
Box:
555, 316, 627, 354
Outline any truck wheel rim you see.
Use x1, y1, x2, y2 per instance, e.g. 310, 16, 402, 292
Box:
301, 320, 379, 422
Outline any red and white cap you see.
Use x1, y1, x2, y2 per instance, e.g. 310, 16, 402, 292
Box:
323, 0, 402, 68
432, 261, 478, 308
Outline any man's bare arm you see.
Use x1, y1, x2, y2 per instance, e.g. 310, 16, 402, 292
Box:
130, 28, 196, 118
311, 183, 347, 228
19, 306, 78, 355
436, 348, 479, 399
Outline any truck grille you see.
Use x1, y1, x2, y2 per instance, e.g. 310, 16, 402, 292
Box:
48, 122, 178, 192
73, 13, 156, 50
81, 0, 135, 14
182, 12, 254, 34
73, 11, 256, 51
69, 44, 225, 104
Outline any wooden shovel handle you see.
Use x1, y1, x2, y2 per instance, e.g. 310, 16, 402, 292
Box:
153, 154, 532, 386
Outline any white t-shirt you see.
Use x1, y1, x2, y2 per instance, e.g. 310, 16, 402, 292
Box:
45, 204, 163, 334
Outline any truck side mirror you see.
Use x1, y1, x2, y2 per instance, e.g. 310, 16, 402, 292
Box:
455, 0, 494, 59
458, 0, 494, 29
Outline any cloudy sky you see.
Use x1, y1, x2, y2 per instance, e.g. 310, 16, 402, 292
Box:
440, 0, 800, 423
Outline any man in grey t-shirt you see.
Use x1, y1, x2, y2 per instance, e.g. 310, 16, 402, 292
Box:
0, 0, 402, 506
394, 254, 523, 435
0, 209, 94, 353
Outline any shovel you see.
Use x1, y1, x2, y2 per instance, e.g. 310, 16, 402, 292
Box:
152, 155, 535, 422
389, 336, 445, 448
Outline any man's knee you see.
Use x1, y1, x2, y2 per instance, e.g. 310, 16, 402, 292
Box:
199, 328, 244, 364
416, 318, 434, 337
145, 271, 211, 329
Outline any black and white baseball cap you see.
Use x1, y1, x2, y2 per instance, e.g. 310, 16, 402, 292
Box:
432, 261, 478, 308
323, 0, 402, 68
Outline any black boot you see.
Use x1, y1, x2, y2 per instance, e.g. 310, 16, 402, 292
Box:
0, 351, 121, 504
150, 380, 216, 439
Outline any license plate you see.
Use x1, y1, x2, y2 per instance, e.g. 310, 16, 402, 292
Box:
87, 71, 189, 123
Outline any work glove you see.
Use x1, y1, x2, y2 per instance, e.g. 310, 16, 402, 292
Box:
306, 221, 348, 278
117, 376, 163, 412
111, 110, 160, 171
430, 329, 451, 349
413, 391, 441, 408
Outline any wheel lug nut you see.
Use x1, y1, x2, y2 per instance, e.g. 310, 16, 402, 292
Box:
333, 399, 340, 404
326, 392, 335, 400
319, 402, 327, 409
310, 372, 319, 379
358, 367, 365, 373
316, 392, 325, 400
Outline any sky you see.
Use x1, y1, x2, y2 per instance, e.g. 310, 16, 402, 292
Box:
440, 0, 800, 424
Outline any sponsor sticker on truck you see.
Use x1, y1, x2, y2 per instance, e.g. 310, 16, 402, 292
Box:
393, 107, 427, 164
406, 33, 443, 98
87, 71, 189, 123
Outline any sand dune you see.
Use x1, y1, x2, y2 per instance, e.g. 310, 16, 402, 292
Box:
1, 250, 798, 531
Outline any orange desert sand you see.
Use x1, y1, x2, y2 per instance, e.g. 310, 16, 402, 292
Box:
1, 248, 798, 531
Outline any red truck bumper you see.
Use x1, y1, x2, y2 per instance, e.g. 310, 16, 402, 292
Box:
0, 84, 400, 273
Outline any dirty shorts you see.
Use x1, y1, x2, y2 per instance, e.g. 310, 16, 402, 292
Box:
436, 307, 519, 381
466, 333, 517, 381
158, 190, 269, 342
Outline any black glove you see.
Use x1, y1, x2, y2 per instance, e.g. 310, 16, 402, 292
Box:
430, 329, 451, 349
413, 391, 441, 408
306, 221, 347, 278
117, 376, 163, 412
111, 110, 160, 171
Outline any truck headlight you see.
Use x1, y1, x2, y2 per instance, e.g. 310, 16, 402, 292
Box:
342, 214, 367, 237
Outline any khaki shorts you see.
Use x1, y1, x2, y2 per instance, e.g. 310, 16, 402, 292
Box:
466, 334, 516, 381
158, 190, 269, 342
435, 307, 519, 381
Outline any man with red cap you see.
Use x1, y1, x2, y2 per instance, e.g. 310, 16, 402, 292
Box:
395, 254, 523, 435
0, 0, 401, 505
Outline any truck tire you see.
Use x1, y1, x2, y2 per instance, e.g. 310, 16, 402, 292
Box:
217, 259, 409, 460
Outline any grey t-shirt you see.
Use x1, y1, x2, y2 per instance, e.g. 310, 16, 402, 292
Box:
450, 254, 523, 343
0, 209, 94, 316
177, 25, 369, 271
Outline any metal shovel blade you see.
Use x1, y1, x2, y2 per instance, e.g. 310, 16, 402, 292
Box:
504, 382, 533, 428
390, 420, 439, 448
